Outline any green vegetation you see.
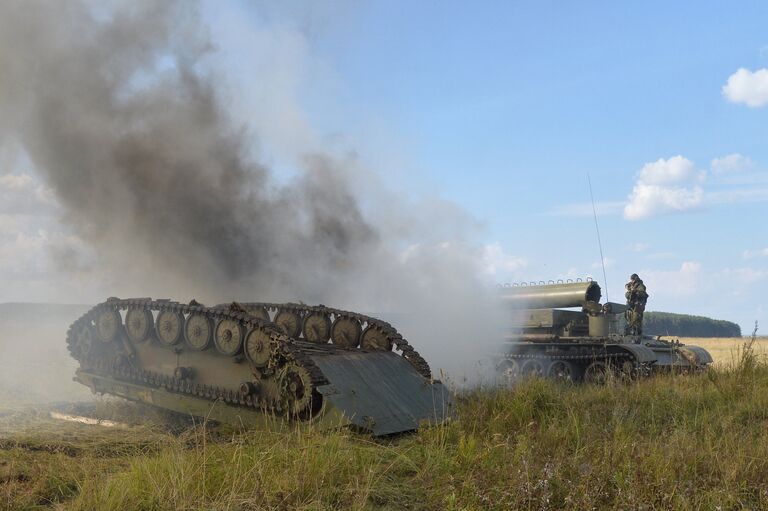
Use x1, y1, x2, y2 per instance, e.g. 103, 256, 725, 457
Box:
3, 346, 768, 510
645, 311, 741, 337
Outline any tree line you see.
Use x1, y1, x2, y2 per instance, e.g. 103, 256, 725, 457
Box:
643, 311, 741, 338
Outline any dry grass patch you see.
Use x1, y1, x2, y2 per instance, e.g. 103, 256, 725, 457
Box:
4, 356, 768, 510
662, 336, 768, 367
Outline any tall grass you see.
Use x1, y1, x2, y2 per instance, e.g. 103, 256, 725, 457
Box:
5, 353, 768, 510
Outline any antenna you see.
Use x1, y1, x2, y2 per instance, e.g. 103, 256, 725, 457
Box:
587, 174, 609, 302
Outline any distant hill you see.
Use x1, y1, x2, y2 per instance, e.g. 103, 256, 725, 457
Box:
644, 311, 741, 338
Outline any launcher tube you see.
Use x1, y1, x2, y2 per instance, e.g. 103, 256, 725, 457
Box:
499, 281, 602, 309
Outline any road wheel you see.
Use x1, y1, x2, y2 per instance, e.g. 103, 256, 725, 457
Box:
360, 325, 392, 351
125, 308, 153, 343
214, 318, 244, 356
275, 309, 302, 338
302, 313, 331, 343
521, 359, 545, 379
547, 360, 576, 383
185, 314, 213, 351
244, 328, 273, 367
156, 310, 184, 346
496, 359, 520, 387
331, 316, 362, 348
584, 360, 615, 385
95, 309, 121, 343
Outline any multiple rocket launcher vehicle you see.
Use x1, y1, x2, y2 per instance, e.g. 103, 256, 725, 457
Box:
66, 280, 712, 435
497, 280, 713, 384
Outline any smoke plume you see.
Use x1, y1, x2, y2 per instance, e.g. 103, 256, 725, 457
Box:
0, 1, 379, 302
0, 1, 507, 383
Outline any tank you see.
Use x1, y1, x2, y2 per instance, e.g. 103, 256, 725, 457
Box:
496, 281, 713, 384
66, 298, 453, 436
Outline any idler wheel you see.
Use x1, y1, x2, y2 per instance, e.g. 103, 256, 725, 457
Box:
247, 306, 270, 322
95, 308, 121, 343
331, 316, 361, 348
125, 308, 153, 343
496, 359, 520, 387
547, 360, 576, 383
215, 318, 244, 356
274, 310, 301, 338
280, 363, 314, 417
360, 325, 392, 351
521, 359, 545, 379
302, 313, 331, 343
156, 310, 184, 346
244, 328, 273, 367
76, 325, 95, 356
184, 314, 213, 351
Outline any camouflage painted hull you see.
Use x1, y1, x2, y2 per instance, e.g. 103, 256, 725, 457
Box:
495, 281, 714, 384
497, 336, 713, 385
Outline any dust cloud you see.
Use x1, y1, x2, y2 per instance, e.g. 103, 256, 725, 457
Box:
0, 304, 92, 407
0, 0, 508, 395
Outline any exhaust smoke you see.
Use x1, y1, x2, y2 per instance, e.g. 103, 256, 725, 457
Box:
0, 1, 510, 388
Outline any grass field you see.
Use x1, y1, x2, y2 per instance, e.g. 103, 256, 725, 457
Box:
2, 337, 768, 510
663, 336, 768, 367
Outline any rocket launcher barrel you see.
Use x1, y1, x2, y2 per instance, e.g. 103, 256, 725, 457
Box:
499, 281, 602, 309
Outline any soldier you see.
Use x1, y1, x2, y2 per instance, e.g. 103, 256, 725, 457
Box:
624, 273, 648, 335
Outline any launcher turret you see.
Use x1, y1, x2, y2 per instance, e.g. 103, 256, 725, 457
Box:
495, 280, 712, 384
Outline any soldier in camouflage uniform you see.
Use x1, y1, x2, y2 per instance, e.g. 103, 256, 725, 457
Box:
624, 273, 648, 335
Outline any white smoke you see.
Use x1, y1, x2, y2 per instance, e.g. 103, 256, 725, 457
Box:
0, 0, 509, 388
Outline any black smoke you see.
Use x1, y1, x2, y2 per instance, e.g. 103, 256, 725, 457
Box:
0, 0, 374, 302
0, 0, 508, 383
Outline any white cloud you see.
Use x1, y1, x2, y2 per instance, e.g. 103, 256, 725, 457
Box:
566, 155, 764, 221
481, 243, 526, 280
630, 242, 649, 252
743, 248, 768, 259
722, 68, 768, 108
624, 184, 703, 220
636, 155, 697, 185
642, 261, 702, 298
711, 153, 754, 174
624, 156, 704, 220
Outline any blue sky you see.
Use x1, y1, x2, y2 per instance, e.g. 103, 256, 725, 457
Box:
201, 1, 768, 331
1, 1, 766, 333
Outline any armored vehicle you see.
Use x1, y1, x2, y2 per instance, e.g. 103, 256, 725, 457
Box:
496, 280, 713, 384
67, 298, 453, 436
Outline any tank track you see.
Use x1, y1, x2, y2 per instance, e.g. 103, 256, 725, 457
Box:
237, 302, 431, 378
496, 348, 646, 385
66, 298, 432, 418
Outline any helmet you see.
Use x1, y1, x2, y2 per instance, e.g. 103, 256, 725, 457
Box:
630, 273, 639, 280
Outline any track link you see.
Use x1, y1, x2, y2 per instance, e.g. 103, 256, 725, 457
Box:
66, 298, 432, 418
